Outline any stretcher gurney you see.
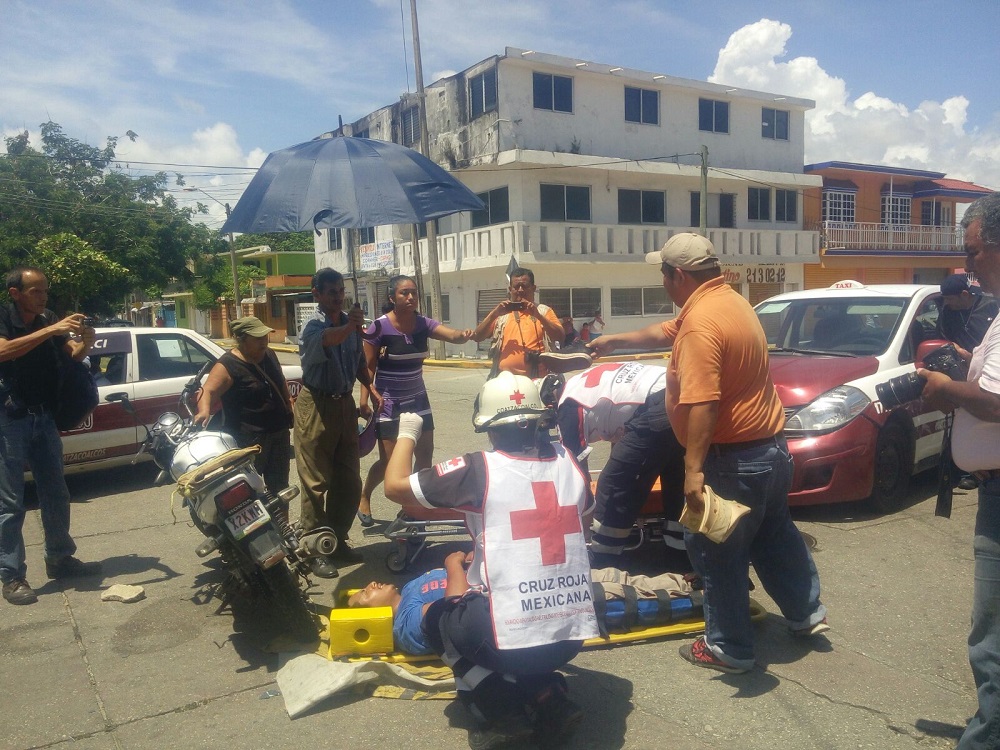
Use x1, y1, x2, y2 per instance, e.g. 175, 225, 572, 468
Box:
325, 589, 768, 662
378, 477, 674, 574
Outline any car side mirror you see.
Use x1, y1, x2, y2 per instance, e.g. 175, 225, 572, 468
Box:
915, 339, 952, 369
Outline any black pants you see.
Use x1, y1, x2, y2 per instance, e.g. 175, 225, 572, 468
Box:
560, 389, 685, 553
423, 593, 581, 722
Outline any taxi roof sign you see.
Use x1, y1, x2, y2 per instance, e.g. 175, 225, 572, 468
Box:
830, 280, 866, 289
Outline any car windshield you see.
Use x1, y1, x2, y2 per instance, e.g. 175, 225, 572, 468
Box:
755, 296, 909, 356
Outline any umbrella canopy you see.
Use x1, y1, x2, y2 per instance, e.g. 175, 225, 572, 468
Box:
221, 137, 484, 234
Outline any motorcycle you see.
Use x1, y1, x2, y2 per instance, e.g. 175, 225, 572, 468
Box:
109, 364, 336, 635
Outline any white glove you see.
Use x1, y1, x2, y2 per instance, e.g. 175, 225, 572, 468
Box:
397, 412, 423, 444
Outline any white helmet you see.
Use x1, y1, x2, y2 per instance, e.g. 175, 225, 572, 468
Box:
473, 371, 548, 432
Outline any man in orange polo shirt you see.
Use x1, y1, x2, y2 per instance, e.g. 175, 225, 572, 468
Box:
589, 233, 827, 674
472, 268, 569, 378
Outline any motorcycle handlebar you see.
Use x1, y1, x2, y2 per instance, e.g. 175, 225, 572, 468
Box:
179, 360, 215, 418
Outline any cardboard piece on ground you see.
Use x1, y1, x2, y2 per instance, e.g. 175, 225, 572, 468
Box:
276, 652, 455, 718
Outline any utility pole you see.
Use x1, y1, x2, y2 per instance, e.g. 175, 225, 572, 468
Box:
410, 0, 445, 359
699, 145, 709, 237
184, 187, 241, 320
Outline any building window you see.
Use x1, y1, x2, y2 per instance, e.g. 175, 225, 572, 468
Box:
177, 300, 187, 318
609, 286, 671, 316
540, 184, 591, 222
881, 194, 911, 226
822, 191, 855, 223
359, 227, 376, 245
401, 106, 420, 146
271, 295, 283, 318
775, 189, 797, 222
469, 67, 498, 120
328, 229, 343, 251
539, 287, 601, 319
699, 98, 729, 133
472, 187, 510, 228
748, 187, 771, 221
624, 86, 659, 125
415, 219, 439, 239
423, 294, 450, 322
921, 200, 944, 226
690, 192, 736, 228
533, 72, 573, 113
761, 108, 789, 140
618, 189, 665, 224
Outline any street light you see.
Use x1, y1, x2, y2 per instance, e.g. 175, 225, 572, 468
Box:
185, 186, 241, 320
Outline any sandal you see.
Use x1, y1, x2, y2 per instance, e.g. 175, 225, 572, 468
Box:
356, 511, 374, 528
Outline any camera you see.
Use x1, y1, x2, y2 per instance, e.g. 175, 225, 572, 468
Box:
82, 316, 98, 328
875, 343, 969, 409
508, 301, 525, 311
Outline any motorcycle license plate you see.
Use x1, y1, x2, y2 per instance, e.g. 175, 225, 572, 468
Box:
224, 500, 270, 540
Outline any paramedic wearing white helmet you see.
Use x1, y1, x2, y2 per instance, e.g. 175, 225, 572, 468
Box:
385, 372, 597, 749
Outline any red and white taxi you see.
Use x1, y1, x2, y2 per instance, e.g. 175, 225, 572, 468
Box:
755, 280, 946, 512
58, 327, 303, 475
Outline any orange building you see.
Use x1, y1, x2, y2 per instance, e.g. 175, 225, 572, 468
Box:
802, 162, 992, 289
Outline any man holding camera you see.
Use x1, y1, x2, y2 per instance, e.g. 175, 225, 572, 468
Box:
471, 267, 573, 378
0, 267, 99, 605
920, 192, 1000, 750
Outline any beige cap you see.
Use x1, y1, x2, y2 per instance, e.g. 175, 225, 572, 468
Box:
229, 316, 274, 338
645, 232, 720, 271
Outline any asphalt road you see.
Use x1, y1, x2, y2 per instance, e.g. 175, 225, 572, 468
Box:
2, 361, 979, 749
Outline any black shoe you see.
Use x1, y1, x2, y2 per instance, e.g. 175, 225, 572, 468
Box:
529, 692, 584, 745
329, 542, 364, 564
959, 475, 979, 491
588, 547, 625, 569
309, 556, 339, 579
356, 511, 375, 527
45, 556, 102, 579
538, 346, 593, 374
2, 578, 38, 605
468, 712, 534, 750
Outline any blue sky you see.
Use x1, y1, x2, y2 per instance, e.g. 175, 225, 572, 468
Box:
2, 0, 998, 229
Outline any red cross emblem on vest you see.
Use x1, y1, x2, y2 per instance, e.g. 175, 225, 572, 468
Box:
583, 363, 621, 387
510, 481, 582, 565
509, 390, 526, 405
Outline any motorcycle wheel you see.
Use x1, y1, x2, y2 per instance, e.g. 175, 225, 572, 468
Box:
259, 564, 318, 640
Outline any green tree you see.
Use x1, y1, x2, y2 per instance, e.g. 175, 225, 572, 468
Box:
233, 232, 314, 254
32, 233, 128, 314
0, 122, 224, 306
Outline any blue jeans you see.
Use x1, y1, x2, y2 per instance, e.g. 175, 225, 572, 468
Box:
686, 436, 825, 669
0, 409, 76, 582
957, 476, 1000, 749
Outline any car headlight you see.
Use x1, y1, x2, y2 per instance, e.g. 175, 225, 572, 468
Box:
785, 385, 871, 433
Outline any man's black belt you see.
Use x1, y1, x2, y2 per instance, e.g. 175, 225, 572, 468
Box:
306, 386, 352, 399
710, 434, 781, 455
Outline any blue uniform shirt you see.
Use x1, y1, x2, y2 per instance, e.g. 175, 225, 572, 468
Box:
394, 569, 449, 655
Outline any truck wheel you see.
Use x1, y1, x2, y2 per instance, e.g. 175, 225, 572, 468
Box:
868, 422, 911, 514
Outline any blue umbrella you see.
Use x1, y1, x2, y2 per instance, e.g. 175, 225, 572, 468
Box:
220, 136, 484, 234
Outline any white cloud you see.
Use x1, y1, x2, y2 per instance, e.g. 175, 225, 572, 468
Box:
709, 18, 1000, 189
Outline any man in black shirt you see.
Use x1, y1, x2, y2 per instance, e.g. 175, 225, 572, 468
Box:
937, 273, 999, 353
0, 267, 99, 605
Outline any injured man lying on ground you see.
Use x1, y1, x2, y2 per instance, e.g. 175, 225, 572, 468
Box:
347, 551, 703, 657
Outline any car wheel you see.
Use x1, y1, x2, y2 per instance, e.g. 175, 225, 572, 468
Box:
868, 421, 912, 514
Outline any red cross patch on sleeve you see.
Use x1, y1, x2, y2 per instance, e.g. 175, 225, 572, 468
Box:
434, 456, 467, 476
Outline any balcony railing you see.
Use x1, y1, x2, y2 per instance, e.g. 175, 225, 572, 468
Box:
822, 221, 965, 253
395, 220, 820, 274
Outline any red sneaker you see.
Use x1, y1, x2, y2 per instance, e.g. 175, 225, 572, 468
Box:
679, 636, 749, 674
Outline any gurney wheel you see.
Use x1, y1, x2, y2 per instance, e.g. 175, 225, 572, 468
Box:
386, 546, 408, 573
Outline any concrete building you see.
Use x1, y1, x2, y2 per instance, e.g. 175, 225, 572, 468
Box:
802, 161, 993, 288
315, 47, 822, 356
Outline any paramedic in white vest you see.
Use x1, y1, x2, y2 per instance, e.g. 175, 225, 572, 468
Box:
384, 372, 597, 748
550, 362, 687, 567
